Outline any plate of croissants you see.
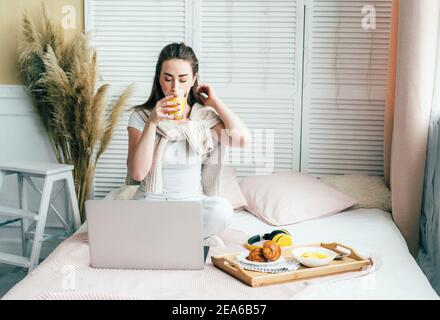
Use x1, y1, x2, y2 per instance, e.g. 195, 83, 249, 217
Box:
237, 240, 285, 266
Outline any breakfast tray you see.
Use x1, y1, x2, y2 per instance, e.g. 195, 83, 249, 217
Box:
211, 242, 372, 287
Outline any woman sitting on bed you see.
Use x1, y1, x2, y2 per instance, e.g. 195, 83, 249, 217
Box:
126, 42, 250, 246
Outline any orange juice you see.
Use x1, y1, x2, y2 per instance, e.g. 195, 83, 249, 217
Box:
168, 92, 186, 120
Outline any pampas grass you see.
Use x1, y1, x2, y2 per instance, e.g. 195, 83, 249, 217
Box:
18, 5, 133, 220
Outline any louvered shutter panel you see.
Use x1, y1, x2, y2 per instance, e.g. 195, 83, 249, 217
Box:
88, 0, 186, 198
89, 0, 303, 198
198, 0, 302, 177
301, 0, 392, 175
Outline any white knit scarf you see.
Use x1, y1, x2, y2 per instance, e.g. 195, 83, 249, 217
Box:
126, 103, 225, 196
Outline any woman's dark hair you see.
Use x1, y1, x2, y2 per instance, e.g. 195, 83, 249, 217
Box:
133, 42, 202, 111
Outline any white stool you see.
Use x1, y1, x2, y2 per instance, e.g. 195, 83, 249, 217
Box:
0, 161, 81, 273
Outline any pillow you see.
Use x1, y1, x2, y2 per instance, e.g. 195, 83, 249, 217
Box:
319, 174, 392, 212
114, 185, 138, 200
109, 165, 248, 210
239, 172, 358, 226
220, 165, 248, 210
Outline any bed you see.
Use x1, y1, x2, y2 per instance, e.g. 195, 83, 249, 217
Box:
2, 196, 438, 299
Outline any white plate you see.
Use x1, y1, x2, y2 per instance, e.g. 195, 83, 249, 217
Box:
235, 252, 286, 266
291, 246, 337, 268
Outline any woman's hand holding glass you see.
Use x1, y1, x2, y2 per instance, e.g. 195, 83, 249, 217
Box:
149, 95, 180, 125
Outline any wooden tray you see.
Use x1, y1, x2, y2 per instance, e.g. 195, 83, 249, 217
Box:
211, 242, 372, 287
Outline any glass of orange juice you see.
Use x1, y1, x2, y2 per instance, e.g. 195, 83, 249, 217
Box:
168, 89, 186, 120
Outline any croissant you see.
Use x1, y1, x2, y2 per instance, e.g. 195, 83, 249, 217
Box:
247, 248, 267, 262
262, 240, 282, 261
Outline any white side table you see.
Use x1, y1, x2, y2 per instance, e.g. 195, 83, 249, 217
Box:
0, 161, 81, 273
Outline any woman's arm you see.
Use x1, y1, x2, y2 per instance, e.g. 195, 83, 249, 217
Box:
127, 95, 179, 181
211, 99, 250, 148
127, 119, 157, 181
197, 84, 250, 148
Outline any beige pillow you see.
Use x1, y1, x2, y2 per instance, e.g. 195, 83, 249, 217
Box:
220, 165, 248, 210
319, 174, 392, 212
111, 165, 247, 210
114, 185, 138, 200
239, 172, 358, 226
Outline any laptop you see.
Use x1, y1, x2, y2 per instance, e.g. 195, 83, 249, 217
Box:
85, 200, 208, 270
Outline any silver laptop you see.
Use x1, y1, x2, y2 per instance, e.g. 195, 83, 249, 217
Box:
85, 200, 207, 270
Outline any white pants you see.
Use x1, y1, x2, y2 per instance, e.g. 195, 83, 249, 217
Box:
133, 190, 233, 238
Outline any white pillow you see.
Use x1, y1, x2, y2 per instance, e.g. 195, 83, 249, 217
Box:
101, 185, 135, 200
319, 174, 392, 212
239, 172, 358, 226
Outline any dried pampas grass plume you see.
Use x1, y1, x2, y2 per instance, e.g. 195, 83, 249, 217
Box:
17, 5, 133, 220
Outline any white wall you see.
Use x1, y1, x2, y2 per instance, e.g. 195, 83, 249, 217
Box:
0, 85, 69, 257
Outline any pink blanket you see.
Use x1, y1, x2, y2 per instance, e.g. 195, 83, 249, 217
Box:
3, 230, 376, 300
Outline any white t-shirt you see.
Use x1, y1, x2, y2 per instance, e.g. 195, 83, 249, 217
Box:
127, 110, 204, 198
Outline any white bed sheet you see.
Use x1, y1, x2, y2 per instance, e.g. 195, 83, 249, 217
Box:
228, 208, 438, 299
2, 206, 438, 300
